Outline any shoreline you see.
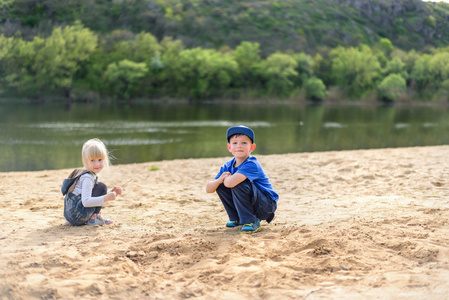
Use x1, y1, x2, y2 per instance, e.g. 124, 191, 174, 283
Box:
2, 96, 449, 107
1, 146, 449, 299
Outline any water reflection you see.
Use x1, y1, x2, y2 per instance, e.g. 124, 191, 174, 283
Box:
0, 103, 448, 172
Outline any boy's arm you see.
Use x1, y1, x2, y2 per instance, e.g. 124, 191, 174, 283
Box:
223, 173, 247, 188
206, 172, 231, 193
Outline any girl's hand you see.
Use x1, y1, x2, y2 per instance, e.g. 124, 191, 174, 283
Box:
112, 186, 123, 196
104, 192, 116, 202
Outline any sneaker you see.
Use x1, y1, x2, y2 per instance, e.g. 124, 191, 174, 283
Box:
226, 220, 239, 228
97, 214, 113, 225
87, 214, 105, 226
241, 220, 261, 234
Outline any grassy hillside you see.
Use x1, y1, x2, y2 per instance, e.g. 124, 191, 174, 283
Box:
2, 0, 449, 55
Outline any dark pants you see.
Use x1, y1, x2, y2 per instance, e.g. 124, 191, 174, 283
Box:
91, 182, 107, 214
216, 179, 277, 225
64, 182, 107, 225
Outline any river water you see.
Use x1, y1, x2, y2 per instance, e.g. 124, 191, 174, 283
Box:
1, 102, 448, 172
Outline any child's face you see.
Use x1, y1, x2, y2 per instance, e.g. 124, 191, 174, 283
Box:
84, 156, 105, 174
227, 134, 256, 159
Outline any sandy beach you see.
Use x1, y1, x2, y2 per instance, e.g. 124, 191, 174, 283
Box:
1, 146, 449, 299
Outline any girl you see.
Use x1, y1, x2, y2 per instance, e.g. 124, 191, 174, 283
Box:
63, 138, 122, 226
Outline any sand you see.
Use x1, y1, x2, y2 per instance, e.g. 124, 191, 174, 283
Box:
1, 146, 449, 299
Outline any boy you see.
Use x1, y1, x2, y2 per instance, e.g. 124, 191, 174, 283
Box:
206, 125, 278, 234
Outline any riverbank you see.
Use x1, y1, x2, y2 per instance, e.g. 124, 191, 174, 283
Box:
2, 95, 449, 107
1, 146, 449, 299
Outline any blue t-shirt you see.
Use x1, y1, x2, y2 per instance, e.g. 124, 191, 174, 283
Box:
215, 156, 279, 201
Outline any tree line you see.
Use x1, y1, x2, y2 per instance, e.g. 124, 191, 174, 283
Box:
0, 22, 448, 103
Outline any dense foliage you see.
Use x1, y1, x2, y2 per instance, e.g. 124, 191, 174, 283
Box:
4, 0, 449, 54
1, 0, 449, 103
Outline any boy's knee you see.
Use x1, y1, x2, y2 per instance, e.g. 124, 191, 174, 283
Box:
216, 183, 229, 193
231, 179, 252, 195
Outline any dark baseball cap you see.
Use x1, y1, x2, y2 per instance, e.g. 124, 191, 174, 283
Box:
226, 125, 255, 143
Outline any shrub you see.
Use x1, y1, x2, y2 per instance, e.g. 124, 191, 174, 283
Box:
377, 74, 406, 103
304, 77, 327, 102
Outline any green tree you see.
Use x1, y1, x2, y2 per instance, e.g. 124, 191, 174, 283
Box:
79, 42, 107, 93
304, 77, 327, 102
383, 57, 408, 79
0, 35, 13, 67
377, 74, 406, 102
410, 51, 449, 98
169, 48, 238, 99
234, 41, 261, 72
233, 41, 261, 87
108, 32, 161, 65
292, 52, 314, 87
378, 38, 394, 57
330, 45, 381, 97
0, 35, 20, 94
436, 79, 449, 101
151, 37, 185, 96
372, 38, 395, 68
428, 52, 449, 89
410, 54, 432, 92
259, 52, 298, 97
104, 59, 148, 99
32, 22, 98, 98
80, 30, 162, 97
312, 50, 333, 86
0, 35, 44, 97
391, 49, 420, 76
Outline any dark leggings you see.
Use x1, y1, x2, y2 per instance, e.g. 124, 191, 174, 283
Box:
92, 182, 107, 214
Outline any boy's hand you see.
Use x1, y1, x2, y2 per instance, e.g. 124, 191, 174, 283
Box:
206, 172, 231, 193
112, 186, 123, 196
218, 172, 231, 183
223, 172, 247, 188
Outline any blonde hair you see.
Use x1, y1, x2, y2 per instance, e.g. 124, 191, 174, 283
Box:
82, 138, 110, 169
